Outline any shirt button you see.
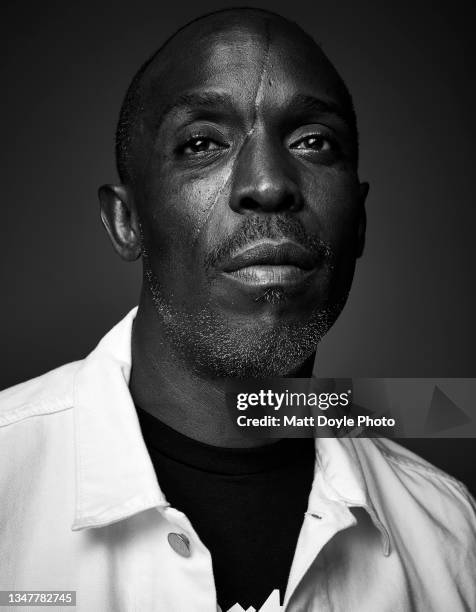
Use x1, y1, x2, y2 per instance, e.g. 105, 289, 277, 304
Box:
167, 532, 191, 558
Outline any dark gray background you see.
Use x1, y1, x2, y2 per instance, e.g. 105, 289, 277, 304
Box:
2, 1, 475, 486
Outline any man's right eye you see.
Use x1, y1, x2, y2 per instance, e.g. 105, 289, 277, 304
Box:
181, 136, 222, 155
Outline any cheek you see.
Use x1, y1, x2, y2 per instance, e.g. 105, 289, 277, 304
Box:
141, 163, 233, 263
303, 168, 361, 245
303, 169, 363, 297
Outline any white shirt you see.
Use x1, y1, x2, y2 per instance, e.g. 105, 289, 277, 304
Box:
1, 308, 475, 612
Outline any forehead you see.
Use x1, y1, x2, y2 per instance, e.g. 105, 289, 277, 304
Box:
142, 18, 349, 121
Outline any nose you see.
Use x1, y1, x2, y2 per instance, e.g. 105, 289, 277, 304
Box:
229, 131, 303, 214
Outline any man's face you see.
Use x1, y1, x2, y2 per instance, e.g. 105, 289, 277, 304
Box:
131, 17, 366, 377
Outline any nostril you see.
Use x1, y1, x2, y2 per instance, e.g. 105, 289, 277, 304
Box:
281, 193, 301, 212
231, 180, 303, 214
236, 191, 302, 213
239, 196, 261, 211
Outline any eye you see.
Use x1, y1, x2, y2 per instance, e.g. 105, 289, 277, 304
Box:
291, 134, 333, 152
181, 136, 223, 155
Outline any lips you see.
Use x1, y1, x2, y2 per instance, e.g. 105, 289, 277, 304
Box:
220, 241, 318, 288
222, 241, 318, 272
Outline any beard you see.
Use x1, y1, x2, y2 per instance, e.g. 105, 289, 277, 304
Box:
141, 214, 350, 379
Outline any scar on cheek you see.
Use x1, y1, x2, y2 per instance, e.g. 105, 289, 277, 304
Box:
191, 23, 272, 245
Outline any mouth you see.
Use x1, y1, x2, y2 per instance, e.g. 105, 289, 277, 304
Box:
220, 240, 318, 288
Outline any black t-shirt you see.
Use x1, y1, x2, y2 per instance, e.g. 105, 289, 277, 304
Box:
136, 406, 315, 611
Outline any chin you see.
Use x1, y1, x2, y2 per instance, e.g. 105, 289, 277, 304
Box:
187, 305, 342, 379
146, 266, 347, 378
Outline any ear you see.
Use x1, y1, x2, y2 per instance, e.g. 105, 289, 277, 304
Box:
355, 182, 369, 258
98, 184, 141, 261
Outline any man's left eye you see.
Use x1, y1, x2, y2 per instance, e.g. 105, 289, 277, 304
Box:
291, 134, 332, 152
182, 137, 221, 155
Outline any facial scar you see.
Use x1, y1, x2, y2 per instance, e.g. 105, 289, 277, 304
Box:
191, 21, 272, 244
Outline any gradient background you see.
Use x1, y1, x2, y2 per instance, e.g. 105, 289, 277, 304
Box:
2, 1, 475, 489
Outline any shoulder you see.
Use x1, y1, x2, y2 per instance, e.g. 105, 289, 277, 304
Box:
0, 361, 82, 428
353, 438, 476, 608
356, 436, 476, 542
0, 363, 81, 539
374, 437, 474, 501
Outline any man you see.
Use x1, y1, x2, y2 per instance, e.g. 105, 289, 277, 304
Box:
1, 8, 475, 612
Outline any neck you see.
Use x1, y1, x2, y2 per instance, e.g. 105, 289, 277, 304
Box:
129, 291, 316, 448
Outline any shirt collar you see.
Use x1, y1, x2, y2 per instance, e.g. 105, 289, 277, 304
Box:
72, 306, 167, 531
71, 307, 391, 555
311, 436, 391, 556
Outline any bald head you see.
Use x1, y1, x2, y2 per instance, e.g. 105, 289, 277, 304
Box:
115, 8, 358, 186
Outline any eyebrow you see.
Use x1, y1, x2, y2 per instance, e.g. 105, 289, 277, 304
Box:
154, 91, 353, 134
285, 94, 352, 126
155, 91, 236, 132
